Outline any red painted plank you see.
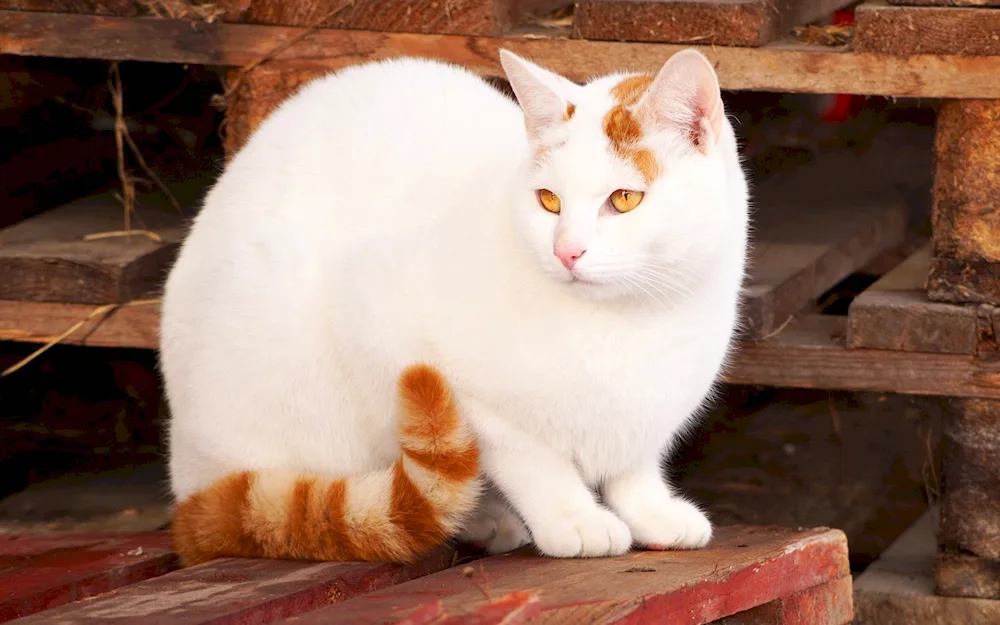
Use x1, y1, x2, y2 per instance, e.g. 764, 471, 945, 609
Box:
712, 577, 854, 624
8, 547, 458, 624
0, 532, 177, 622
282, 526, 851, 624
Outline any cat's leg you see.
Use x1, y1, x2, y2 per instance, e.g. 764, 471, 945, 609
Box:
474, 415, 632, 558
603, 463, 712, 550
457, 488, 531, 554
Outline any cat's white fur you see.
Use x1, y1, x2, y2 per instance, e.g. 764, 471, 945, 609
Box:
161, 50, 749, 558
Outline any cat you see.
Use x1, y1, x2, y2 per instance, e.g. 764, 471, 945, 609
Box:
161, 47, 749, 566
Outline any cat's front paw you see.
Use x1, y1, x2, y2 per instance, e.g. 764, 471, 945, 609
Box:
626, 498, 713, 550
530, 507, 632, 558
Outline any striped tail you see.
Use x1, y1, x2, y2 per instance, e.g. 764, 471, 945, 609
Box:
171, 364, 482, 567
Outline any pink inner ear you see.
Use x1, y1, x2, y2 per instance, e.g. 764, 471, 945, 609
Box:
641, 50, 724, 149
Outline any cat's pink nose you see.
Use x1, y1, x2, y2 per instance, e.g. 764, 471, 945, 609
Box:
554, 244, 586, 270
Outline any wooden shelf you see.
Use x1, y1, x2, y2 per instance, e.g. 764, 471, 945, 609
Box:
2, 10, 1000, 98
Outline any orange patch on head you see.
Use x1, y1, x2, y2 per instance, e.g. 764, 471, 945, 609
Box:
564, 102, 576, 121
611, 74, 655, 107
603, 105, 661, 185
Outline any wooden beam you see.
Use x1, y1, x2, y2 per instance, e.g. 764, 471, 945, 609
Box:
0, 187, 190, 305
11, 547, 459, 624
0, 532, 177, 623
289, 526, 851, 624
853, 1, 1000, 56
938, 398, 1000, 598
3, 11, 1000, 98
847, 246, 981, 354
928, 100, 1000, 305
887, 0, 1000, 7
575, 0, 855, 48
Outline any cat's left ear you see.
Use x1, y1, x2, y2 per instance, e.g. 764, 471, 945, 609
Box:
499, 49, 578, 140
636, 49, 723, 153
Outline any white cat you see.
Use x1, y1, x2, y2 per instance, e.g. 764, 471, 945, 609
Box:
160, 48, 749, 565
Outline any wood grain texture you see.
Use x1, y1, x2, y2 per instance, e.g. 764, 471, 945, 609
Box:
0, 184, 195, 304
0, 0, 139, 13
574, 0, 855, 47
712, 577, 854, 624
4, 11, 1000, 98
939, 398, 1000, 562
853, 1, 1000, 56
935, 552, 1000, 600
10, 548, 458, 624
0, 299, 160, 348
847, 245, 980, 354
928, 99, 1000, 305
286, 526, 851, 624
743, 150, 910, 339
887, 0, 1000, 7
0, 532, 177, 623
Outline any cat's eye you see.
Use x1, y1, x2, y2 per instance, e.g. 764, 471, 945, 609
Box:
610, 189, 644, 213
537, 189, 561, 214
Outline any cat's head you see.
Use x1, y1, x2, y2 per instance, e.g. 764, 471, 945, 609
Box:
500, 49, 742, 303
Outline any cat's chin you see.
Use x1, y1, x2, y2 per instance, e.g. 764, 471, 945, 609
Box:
563, 276, 630, 301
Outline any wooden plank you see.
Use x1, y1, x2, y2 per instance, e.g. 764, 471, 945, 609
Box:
0, 183, 196, 304
928, 99, 1000, 305
712, 577, 854, 624
0, 0, 512, 34
847, 245, 980, 354
0, 299, 160, 349
0, 532, 177, 623
283, 526, 851, 624
726, 315, 1000, 399
853, 1, 1000, 56
4, 12, 1000, 98
854, 510, 1000, 625
574, 0, 854, 48
935, 552, 1000, 600
743, 150, 910, 339
887, 0, 1000, 8
11, 548, 458, 624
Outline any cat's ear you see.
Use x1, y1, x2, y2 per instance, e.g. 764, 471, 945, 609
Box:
499, 49, 578, 140
636, 49, 723, 152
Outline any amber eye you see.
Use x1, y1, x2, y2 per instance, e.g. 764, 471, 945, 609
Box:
610, 189, 644, 213
537, 189, 561, 214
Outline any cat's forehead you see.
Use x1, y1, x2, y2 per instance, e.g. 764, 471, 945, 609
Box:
535, 72, 661, 186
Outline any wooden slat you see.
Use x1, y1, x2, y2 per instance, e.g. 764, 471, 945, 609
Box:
281, 526, 851, 624
928, 99, 1000, 306
574, 0, 854, 48
0, 182, 198, 304
887, 0, 1000, 7
726, 315, 1000, 399
847, 245, 980, 354
712, 577, 854, 624
743, 151, 910, 339
935, 552, 1000, 600
0, 532, 177, 623
0, 299, 160, 348
0, 0, 512, 35
853, 1, 1000, 56
3, 12, 1000, 98
10, 548, 458, 624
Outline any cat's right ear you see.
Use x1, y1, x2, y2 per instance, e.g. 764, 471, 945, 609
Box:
499, 50, 577, 140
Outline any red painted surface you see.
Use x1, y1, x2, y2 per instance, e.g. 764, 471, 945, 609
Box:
0, 532, 177, 622
281, 526, 851, 625
8, 546, 456, 624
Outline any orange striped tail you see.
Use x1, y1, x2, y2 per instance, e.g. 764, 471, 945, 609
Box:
171, 364, 482, 566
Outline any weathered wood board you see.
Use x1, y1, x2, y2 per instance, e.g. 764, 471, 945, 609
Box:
0, 0, 519, 35
0, 532, 177, 623
282, 526, 851, 624
935, 551, 1000, 600
854, 511, 1000, 625
0, 179, 203, 305
853, 1, 1000, 56
743, 150, 910, 340
847, 245, 981, 354
10, 548, 459, 624
928, 99, 1000, 306
574, 0, 855, 47
4, 12, 1000, 98
887, 0, 1000, 7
